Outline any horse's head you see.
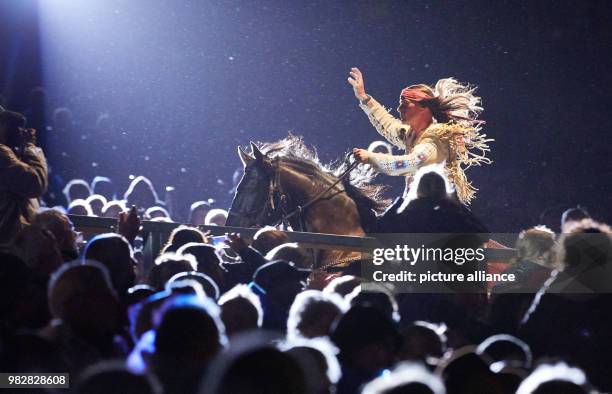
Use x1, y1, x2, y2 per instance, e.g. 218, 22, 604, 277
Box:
226, 142, 279, 228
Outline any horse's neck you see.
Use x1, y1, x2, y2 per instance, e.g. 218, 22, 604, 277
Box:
282, 166, 366, 269
283, 167, 365, 236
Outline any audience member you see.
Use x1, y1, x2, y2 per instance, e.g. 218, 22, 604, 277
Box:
161, 225, 208, 254
74, 360, 162, 394
189, 200, 212, 225
91, 176, 115, 201
330, 305, 401, 394
102, 200, 127, 218
265, 242, 314, 269
42, 261, 126, 375
167, 271, 220, 300
251, 260, 310, 331
287, 290, 346, 340
515, 362, 595, 394
63, 179, 92, 204
86, 194, 108, 216
152, 295, 226, 394
398, 321, 447, 366
68, 199, 94, 216
84, 233, 137, 297
145, 206, 171, 221
217, 284, 263, 338
176, 243, 226, 291
200, 337, 314, 394
251, 226, 290, 255
32, 208, 79, 261
204, 208, 228, 226
148, 252, 197, 291
124, 176, 165, 215
0, 109, 48, 247
361, 362, 446, 394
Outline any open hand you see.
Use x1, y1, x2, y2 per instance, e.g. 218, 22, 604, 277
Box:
118, 205, 141, 244
226, 232, 249, 253
347, 67, 368, 101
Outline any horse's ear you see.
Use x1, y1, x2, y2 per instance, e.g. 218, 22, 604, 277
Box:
250, 141, 265, 161
238, 146, 255, 167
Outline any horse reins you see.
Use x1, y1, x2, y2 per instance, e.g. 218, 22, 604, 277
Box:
271, 154, 359, 230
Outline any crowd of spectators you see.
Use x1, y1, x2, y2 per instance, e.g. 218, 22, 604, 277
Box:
1, 105, 612, 393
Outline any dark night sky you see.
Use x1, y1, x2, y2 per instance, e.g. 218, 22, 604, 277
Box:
1, 0, 611, 231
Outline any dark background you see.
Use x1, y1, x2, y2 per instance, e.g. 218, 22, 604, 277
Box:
1, 0, 610, 231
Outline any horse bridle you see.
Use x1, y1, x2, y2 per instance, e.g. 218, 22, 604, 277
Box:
269, 155, 359, 231
231, 154, 358, 230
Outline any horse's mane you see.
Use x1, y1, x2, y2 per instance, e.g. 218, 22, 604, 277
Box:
259, 135, 389, 230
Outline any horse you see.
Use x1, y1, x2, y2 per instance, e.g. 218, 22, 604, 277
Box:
226, 136, 387, 269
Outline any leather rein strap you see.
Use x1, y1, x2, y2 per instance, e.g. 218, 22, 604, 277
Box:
271, 155, 358, 230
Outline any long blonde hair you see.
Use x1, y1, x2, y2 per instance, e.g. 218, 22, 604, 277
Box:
408, 78, 484, 126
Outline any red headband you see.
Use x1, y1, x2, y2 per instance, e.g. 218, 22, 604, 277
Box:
400, 87, 432, 102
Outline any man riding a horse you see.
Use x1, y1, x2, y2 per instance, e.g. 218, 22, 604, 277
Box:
226, 70, 494, 269
348, 67, 493, 205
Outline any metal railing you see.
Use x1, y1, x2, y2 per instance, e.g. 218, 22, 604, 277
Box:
69, 215, 516, 267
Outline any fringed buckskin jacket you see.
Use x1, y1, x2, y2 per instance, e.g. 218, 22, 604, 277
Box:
359, 96, 492, 204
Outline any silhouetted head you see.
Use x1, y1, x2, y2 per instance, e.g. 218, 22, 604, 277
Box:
86, 194, 108, 217
124, 176, 161, 211
48, 261, 120, 334
362, 362, 446, 394
32, 209, 78, 260
476, 334, 532, 369
161, 225, 208, 254
0, 110, 26, 146
91, 176, 115, 201
561, 206, 590, 231
189, 200, 212, 225
265, 242, 313, 269
201, 336, 313, 394
287, 290, 346, 340
167, 271, 220, 300
176, 243, 225, 290
251, 226, 290, 255
75, 361, 162, 394
330, 305, 400, 373
84, 233, 136, 295
218, 284, 263, 337
63, 179, 92, 203
148, 253, 197, 290
516, 363, 594, 394
101, 200, 127, 218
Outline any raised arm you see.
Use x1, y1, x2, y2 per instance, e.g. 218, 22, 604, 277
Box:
0, 143, 48, 198
348, 67, 414, 149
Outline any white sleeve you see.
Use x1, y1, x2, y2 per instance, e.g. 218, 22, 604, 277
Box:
367, 142, 437, 176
